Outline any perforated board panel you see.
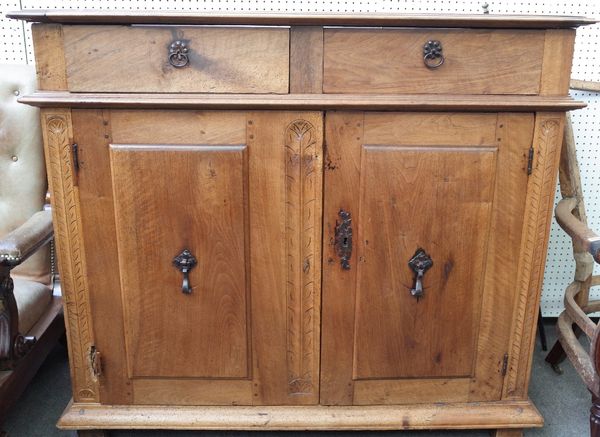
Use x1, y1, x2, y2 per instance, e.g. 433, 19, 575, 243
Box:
0, 0, 598, 316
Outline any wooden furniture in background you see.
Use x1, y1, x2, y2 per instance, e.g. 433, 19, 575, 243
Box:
543, 79, 600, 437
7, 10, 595, 437
0, 64, 63, 424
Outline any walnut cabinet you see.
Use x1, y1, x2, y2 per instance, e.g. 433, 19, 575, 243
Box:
9, 9, 595, 436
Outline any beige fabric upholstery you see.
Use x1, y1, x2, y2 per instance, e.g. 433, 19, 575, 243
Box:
0, 64, 50, 285
12, 278, 52, 335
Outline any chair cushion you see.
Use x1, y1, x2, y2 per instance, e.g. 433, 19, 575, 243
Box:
13, 278, 52, 334
0, 64, 50, 285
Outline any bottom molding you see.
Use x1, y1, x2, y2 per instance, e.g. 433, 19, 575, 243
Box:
58, 399, 543, 431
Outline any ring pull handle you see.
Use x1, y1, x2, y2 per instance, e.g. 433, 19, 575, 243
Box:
172, 249, 197, 294
168, 40, 190, 68
423, 40, 444, 69
408, 248, 433, 299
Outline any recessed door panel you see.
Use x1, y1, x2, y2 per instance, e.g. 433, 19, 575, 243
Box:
110, 144, 249, 379
354, 146, 495, 380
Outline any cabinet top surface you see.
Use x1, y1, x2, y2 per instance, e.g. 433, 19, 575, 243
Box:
6, 10, 596, 28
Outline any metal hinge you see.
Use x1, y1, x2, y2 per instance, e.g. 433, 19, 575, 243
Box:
72, 143, 80, 173
501, 353, 509, 376
89, 345, 102, 379
527, 146, 535, 175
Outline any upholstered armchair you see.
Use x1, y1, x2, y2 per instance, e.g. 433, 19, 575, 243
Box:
0, 64, 63, 422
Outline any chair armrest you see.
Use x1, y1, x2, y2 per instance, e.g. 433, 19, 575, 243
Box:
556, 197, 600, 264
0, 210, 53, 268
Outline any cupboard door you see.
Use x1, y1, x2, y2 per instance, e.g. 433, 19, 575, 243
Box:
321, 112, 534, 405
74, 110, 323, 405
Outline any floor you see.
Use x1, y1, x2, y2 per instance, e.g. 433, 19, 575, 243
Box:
3, 320, 592, 436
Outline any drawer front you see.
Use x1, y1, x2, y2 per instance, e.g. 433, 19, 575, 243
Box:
323, 29, 546, 95
63, 25, 290, 93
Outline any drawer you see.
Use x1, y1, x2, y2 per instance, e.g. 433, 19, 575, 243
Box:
62, 25, 290, 93
323, 28, 546, 95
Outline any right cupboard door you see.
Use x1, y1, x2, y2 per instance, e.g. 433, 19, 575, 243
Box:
320, 112, 534, 405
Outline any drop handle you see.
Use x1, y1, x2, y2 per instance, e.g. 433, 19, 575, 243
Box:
408, 248, 433, 298
172, 249, 197, 294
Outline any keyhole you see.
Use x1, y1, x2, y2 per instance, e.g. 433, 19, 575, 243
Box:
343, 237, 349, 247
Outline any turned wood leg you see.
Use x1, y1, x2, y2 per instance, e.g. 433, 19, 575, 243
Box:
591, 395, 600, 437
77, 430, 110, 437
490, 429, 523, 437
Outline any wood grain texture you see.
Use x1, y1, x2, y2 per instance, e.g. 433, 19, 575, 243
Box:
133, 379, 253, 405
320, 112, 364, 405
57, 400, 543, 430
71, 110, 323, 405
63, 26, 289, 93
8, 10, 595, 28
73, 109, 131, 404
321, 112, 534, 405
363, 113, 498, 146
324, 29, 545, 95
289, 27, 323, 93
31, 24, 67, 90
109, 110, 247, 145
248, 111, 323, 405
110, 144, 250, 379
503, 113, 565, 399
40, 108, 98, 402
18, 92, 587, 112
352, 145, 496, 381
353, 378, 471, 405
469, 114, 534, 402
284, 119, 322, 397
540, 29, 576, 96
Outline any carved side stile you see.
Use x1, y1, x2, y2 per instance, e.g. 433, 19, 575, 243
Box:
285, 120, 321, 396
503, 115, 564, 398
40, 109, 98, 402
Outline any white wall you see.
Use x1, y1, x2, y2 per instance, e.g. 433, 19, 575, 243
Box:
1, 0, 598, 316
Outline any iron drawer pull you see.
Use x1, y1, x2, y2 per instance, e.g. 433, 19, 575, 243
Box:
168, 40, 190, 68
423, 40, 445, 69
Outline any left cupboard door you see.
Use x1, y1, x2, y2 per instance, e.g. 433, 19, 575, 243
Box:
71, 109, 323, 406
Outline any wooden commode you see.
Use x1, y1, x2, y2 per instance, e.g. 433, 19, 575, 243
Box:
7, 10, 596, 436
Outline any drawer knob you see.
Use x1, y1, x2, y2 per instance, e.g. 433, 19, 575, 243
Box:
423, 40, 445, 69
172, 249, 197, 294
408, 248, 433, 299
168, 40, 190, 68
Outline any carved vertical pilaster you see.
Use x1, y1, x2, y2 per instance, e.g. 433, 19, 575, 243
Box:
503, 114, 564, 398
284, 119, 321, 396
40, 109, 98, 402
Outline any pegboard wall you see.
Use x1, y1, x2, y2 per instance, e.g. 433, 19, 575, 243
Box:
1, 1, 599, 316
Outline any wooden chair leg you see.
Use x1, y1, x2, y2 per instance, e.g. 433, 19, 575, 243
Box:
546, 323, 584, 374
490, 429, 523, 437
538, 307, 548, 351
592, 395, 600, 437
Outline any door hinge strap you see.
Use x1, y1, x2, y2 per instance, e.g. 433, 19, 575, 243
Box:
72, 143, 80, 173
501, 353, 509, 376
527, 146, 534, 175
89, 345, 102, 379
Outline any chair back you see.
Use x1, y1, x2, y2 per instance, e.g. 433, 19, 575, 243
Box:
0, 64, 50, 285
